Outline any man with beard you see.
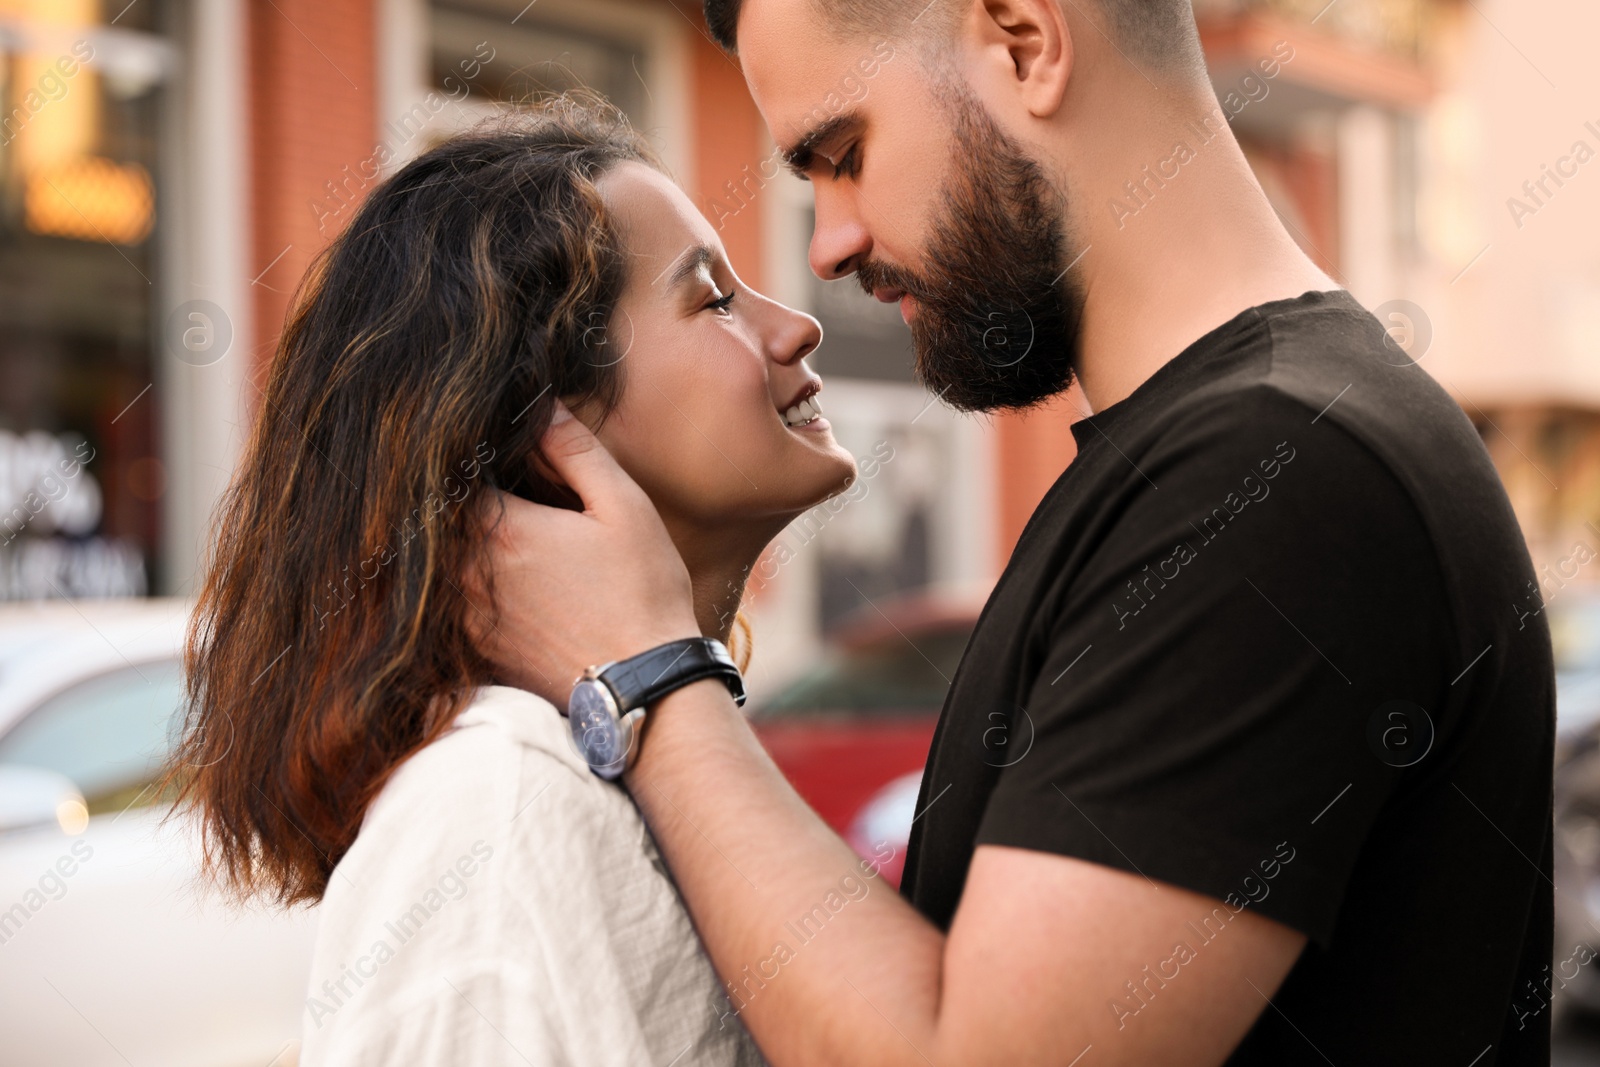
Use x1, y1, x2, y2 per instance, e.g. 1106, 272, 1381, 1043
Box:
476, 0, 1553, 1063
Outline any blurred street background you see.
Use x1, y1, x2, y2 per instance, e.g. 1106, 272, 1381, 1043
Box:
2, 0, 1599, 1063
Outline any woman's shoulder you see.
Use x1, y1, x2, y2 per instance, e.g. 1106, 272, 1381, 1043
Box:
316, 687, 634, 913
313, 683, 653, 977
350, 685, 633, 858
416, 684, 586, 780
305, 687, 762, 1067
418, 683, 606, 784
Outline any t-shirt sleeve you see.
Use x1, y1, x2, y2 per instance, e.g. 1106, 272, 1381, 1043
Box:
973, 388, 1453, 948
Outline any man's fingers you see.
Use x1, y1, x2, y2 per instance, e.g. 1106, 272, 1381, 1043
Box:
537, 401, 641, 515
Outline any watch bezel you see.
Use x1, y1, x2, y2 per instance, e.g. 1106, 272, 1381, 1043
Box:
565, 671, 641, 780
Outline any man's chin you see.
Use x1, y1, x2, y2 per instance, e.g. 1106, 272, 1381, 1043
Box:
911, 342, 1079, 415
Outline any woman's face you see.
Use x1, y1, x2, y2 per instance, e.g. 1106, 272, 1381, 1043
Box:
583, 161, 857, 537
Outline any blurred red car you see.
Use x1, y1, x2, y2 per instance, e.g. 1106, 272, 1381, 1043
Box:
750, 595, 978, 886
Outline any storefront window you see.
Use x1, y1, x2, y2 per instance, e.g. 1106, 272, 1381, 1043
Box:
0, 0, 168, 599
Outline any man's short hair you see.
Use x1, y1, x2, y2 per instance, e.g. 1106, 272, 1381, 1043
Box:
705, 0, 1205, 75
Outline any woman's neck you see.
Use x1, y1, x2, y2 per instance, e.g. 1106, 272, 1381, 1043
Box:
689, 558, 753, 646
664, 517, 775, 646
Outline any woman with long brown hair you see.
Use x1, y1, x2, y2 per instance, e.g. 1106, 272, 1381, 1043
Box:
168, 97, 857, 1065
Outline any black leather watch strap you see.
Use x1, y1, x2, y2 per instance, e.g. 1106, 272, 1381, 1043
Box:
599, 637, 746, 712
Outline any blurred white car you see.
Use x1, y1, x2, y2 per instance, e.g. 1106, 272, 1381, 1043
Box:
0, 598, 316, 1067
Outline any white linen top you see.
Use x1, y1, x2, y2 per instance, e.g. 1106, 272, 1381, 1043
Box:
300, 685, 765, 1066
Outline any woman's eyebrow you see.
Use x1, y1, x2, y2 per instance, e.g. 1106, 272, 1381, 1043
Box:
656, 243, 716, 291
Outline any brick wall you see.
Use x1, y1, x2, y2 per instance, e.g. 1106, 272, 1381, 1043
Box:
247, 0, 378, 385
682, 0, 766, 292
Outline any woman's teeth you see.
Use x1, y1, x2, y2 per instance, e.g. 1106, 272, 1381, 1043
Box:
784, 395, 823, 428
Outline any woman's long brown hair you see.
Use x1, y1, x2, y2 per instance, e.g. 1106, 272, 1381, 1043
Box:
166, 99, 689, 906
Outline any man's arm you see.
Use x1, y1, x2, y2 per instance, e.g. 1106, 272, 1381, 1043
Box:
472, 407, 1306, 1066
628, 676, 1305, 1066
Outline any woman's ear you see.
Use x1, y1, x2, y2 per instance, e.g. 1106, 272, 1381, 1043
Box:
498, 418, 582, 512
967, 0, 1072, 120
510, 455, 584, 511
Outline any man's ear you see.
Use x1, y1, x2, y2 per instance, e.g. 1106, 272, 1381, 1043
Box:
965, 0, 1072, 119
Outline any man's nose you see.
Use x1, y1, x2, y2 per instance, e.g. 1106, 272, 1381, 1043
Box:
807, 188, 872, 281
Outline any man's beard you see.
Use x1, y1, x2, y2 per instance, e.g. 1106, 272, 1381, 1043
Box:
856, 85, 1083, 414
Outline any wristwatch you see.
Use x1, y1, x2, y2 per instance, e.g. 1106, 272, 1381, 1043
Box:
564, 637, 746, 779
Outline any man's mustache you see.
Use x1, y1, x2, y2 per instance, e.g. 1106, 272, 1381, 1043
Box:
854, 259, 930, 304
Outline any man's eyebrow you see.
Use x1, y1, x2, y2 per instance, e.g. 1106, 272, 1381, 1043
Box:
655, 243, 716, 290
780, 111, 863, 177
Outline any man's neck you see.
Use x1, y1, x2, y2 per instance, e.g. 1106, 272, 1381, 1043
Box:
1061, 96, 1339, 415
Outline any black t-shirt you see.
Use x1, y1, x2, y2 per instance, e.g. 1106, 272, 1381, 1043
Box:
901, 290, 1554, 1064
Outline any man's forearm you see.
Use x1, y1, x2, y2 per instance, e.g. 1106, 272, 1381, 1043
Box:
626, 678, 948, 1065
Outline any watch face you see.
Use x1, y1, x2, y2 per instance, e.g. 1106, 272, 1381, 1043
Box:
567, 679, 629, 778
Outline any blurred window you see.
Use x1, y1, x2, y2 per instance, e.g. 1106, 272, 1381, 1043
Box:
1190, 0, 1431, 61
805, 208, 917, 385
0, 657, 182, 810
759, 626, 972, 718
0, 0, 172, 599
430, 3, 647, 122
1393, 113, 1421, 256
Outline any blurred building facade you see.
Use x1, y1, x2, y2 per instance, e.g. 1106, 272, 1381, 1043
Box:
0, 0, 173, 600
0, 0, 1595, 695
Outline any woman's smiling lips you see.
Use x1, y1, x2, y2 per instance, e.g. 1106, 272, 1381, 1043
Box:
778, 380, 828, 431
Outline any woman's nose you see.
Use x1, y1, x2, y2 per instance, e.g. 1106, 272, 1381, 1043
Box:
768, 300, 822, 367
